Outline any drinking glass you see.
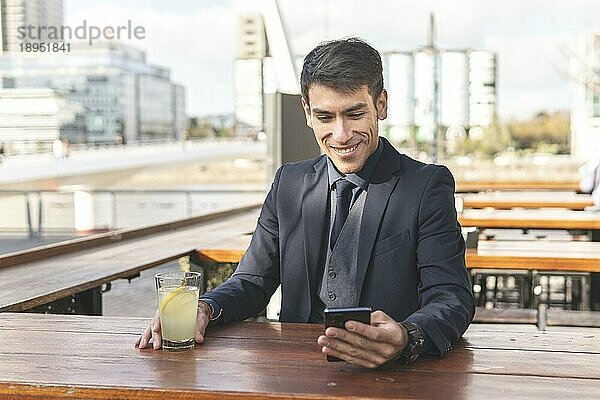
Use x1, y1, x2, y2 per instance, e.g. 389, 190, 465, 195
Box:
155, 271, 202, 350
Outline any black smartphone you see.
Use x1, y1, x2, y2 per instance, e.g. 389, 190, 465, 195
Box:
323, 306, 372, 362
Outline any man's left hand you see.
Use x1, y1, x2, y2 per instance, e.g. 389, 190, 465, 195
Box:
317, 310, 408, 369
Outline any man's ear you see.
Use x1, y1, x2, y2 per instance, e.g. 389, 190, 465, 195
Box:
376, 89, 388, 120
301, 98, 313, 128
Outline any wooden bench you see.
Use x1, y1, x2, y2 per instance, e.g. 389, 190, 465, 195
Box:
0, 205, 260, 315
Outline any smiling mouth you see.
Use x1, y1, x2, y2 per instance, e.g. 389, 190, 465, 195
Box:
331, 143, 359, 155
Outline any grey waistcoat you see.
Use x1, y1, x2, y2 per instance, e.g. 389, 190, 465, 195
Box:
319, 190, 367, 308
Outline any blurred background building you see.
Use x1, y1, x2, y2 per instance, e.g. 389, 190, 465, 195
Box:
234, 0, 299, 137
234, 10, 497, 162
0, 42, 186, 151
384, 15, 497, 154
0, 1, 186, 153
570, 30, 600, 161
0, 0, 63, 55
0, 88, 85, 153
234, 14, 267, 134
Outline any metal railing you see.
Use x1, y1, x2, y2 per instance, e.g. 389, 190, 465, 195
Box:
0, 188, 265, 238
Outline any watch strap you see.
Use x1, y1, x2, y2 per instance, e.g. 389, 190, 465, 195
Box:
397, 321, 425, 364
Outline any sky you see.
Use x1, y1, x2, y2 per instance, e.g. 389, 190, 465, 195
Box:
64, 0, 600, 120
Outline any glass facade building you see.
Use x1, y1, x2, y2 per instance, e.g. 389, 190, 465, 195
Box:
0, 42, 186, 145
0, 0, 63, 55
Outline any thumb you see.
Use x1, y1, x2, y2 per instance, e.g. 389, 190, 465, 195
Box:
195, 311, 209, 344
370, 310, 393, 325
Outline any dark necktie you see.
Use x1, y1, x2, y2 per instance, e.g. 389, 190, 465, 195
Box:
330, 179, 355, 249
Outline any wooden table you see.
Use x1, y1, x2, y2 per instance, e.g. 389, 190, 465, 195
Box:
0, 206, 260, 314
0, 313, 598, 399
196, 236, 600, 273
458, 209, 600, 231
196, 237, 600, 321
466, 240, 600, 272
456, 180, 580, 193
459, 209, 600, 309
461, 192, 593, 210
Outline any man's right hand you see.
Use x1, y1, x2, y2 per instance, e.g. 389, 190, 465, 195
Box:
135, 303, 211, 349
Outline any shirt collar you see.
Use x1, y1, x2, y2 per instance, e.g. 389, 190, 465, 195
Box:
327, 137, 383, 191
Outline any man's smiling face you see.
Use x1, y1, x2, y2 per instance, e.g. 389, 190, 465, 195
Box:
302, 84, 387, 174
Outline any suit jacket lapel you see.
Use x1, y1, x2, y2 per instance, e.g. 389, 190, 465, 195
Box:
356, 139, 402, 296
301, 156, 329, 299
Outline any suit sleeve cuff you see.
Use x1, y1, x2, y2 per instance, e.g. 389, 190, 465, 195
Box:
420, 328, 437, 356
199, 297, 223, 326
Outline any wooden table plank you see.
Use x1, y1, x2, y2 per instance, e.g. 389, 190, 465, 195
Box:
198, 234, 252, 262
4, 314, 598, 352
1, 368, 598, 400
194, 237, 600, 273
461, 192, 593, 210
1, 330, 598, 379
456, 180, 580, 192
459, 209, 600, 230
0, 314, 599, 399
466, 241, 600, 272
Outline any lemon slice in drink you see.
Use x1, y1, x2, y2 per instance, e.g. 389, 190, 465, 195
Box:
160, 286, 196, 314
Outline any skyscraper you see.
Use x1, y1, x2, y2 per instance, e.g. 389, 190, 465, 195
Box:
0, 0, 63, 55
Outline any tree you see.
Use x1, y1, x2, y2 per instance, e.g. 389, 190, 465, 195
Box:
507, 111, 570, 154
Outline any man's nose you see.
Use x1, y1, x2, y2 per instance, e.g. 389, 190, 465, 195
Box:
332, 119, 352, 143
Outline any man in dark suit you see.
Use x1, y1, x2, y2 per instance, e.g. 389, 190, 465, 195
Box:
137, 38, 474, 368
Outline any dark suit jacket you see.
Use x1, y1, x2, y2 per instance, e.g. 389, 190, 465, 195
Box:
202, 137, 474, 355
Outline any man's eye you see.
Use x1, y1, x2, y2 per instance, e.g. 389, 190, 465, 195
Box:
316, 116, 332, 122
348, 113, 364, 119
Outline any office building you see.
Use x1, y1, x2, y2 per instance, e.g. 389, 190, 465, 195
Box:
0, 42, 186, 146
0, 0, 63, 55
234, 3, 299, 133
234, 14, 268, 131
0, 87, 85, 153
571, 30, 600, 160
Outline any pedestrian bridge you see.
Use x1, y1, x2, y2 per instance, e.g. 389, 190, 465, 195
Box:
0, 140, 266, 187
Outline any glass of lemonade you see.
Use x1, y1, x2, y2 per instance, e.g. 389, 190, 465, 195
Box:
155, 271, 202, 351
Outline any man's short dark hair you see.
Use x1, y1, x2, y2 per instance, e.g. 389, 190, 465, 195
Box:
300, 37, 384, 105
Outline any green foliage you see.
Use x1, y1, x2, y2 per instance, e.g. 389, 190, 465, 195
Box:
451, 113, 512, 157
507, 112, 570, 154
187, 116, 237, 138
449, 111, 569, 157
202, 262, 236, 292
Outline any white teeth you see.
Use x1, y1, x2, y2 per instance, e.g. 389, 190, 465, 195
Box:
333, 144, 358, 154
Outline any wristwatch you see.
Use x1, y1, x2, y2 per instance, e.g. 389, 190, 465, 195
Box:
397, 321, 425, 364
